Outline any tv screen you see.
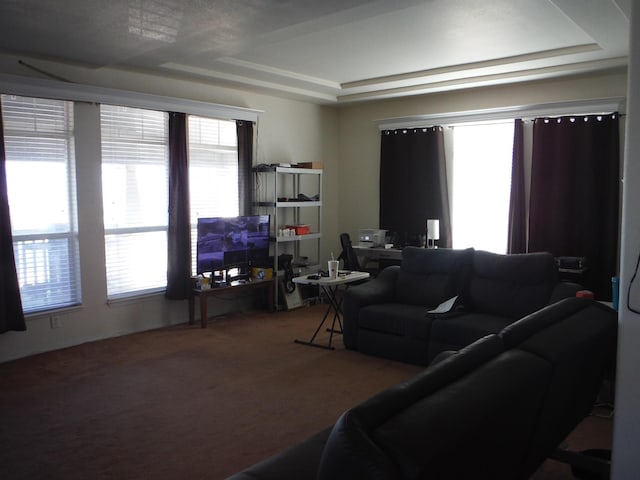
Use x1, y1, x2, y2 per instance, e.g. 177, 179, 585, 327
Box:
196, 215, 270, 275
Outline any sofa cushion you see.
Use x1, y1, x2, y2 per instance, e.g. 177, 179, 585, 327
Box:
358, 304, 433, 340
465, 250, 557, 319
428, 313, 513, 360
358, 330, 431, 365
395, 247, 474, 307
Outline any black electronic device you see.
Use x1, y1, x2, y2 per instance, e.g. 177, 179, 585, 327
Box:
279, 253, 295, 293
196, 215, 270, 275
555, 256, 587, 271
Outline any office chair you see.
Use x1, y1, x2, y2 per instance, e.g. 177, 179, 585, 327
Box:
338, 233, 362, 271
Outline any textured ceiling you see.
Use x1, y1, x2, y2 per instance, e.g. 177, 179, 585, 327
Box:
0, 0, 631, 103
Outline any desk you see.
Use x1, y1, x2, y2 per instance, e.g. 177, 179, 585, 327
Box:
189, 279, 274, 328
293, 271, 370, 350
352, 245, 403, 272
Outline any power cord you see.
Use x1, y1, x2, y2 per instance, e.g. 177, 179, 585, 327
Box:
627, 249, 640, 314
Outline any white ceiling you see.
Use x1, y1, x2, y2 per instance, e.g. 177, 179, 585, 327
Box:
0, 0, 631, 104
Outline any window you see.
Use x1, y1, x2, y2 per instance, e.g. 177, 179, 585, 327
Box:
451, 121, 514, 254
2, 94, 81, 313
187, 116, 238, 274
100, 105, 168, 298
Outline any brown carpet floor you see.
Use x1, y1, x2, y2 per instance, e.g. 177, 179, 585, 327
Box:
0, 304, 612, 479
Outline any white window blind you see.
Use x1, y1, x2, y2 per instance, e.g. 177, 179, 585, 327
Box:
2, 94, 81, 313
187, 116, 238, 275
100, 105, 168, 298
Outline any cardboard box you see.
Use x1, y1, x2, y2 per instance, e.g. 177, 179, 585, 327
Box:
297, 162, 323, 169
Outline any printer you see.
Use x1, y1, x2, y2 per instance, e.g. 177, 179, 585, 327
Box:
358, 229, 387, 248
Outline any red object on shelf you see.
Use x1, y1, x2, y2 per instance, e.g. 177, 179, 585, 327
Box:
286, 224, 310, 235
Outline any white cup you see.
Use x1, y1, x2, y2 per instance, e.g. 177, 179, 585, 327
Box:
328, 260, 339, 279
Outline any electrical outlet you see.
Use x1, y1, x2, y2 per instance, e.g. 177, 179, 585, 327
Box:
50, 316, 61, 329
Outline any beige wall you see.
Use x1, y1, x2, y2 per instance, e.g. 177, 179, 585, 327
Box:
0, 54, 339, 362
0, 53, 628, 362
335, 70, 628, 242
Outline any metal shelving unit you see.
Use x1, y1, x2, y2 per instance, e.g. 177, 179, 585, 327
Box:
253, 166, 323, 307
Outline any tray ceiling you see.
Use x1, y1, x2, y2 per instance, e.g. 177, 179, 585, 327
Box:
0, 0, 631, 103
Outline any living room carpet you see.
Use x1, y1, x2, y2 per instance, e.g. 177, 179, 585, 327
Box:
0, 304, 612, 479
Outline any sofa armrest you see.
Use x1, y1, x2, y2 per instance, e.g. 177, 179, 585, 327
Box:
342, 266, 399, 350
549, 281, 582, 304
429, 350, 457, 366
345, 266, 399, 306
225, 427, 332, 480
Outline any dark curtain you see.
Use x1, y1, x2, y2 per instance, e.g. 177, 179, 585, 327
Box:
165, 112, 192, 300
529, 114, 620, 300
0, 103, 26, 333
507, 119, 527, 254
380, 127, 451, 248
236, 120, 254, 216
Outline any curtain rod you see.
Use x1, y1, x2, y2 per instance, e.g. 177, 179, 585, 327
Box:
0, 72, 263, 122
376, 97, 626, 130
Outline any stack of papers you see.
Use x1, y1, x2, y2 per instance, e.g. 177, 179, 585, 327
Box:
427, 296, 459, 314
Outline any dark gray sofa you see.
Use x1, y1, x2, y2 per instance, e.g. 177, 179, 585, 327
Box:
227, 298, 617, 480
343, 246, 582, 365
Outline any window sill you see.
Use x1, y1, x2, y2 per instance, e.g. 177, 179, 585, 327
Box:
106, 289, 166, 306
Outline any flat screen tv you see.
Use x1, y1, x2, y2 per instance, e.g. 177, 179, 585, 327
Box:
196, 215, 270, 275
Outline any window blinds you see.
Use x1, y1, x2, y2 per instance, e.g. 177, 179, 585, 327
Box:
2, 94, 81, 313
187, 115, 238, 274
100, 105, 169, 298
